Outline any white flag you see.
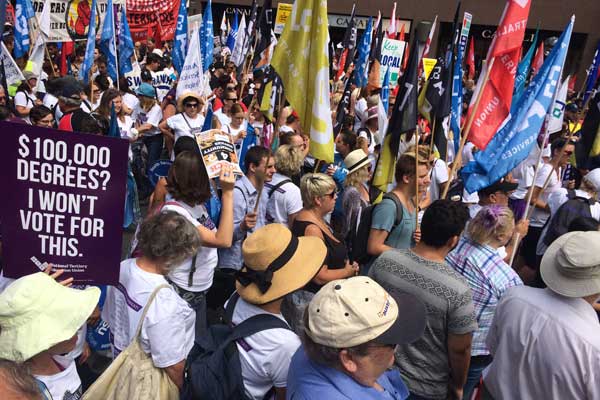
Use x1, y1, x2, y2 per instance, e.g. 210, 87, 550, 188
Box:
29, 0, 51, 81
231, 14, 247, 67
0, 42, 25, 86
39, 0, 51, 37
547, 76, 570, 134
176, 25, 205, 100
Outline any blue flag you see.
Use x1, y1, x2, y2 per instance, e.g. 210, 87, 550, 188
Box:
226, 11, 238, 51
462, 18, 574, 194
202, 103, 213, 131
79, 0, 98, 84
23, 0, 35, 19
118, 7, 134, 75
381, 67, 390, 112
353, 17, 373, 88
583, 41, 600, 104
13, 0, 31, 59
107, 103, 119, 138
99, 0, 117, 82
200, 0, 214, 72
511, 29, 539, 114
239, 124, 257, 173
451, 46, 463, 155
173, 0, 188, 74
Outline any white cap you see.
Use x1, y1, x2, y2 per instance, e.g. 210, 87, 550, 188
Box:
584, 168, 600, 193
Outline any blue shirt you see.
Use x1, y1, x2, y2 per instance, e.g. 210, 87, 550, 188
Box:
217, 175, 269, 269
287, 345, 409, 400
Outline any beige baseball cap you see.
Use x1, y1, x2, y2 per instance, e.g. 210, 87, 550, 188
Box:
305, 277, 426, 348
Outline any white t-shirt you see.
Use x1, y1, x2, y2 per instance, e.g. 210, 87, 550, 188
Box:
135, 103, 162, 136
429, 158, 449, 202
14, 90, 36, 109
162, 200, 219, 292
35, 355, 82, 400
101, 258, 195, 368
117, 115, 136, 161
214, 109, 232, 126
228, 297, 301, 400
224, 121, 248, 154
530, 164, 562, 228
264, 172, 303, 228
354, 97, 367, 131
166, 112, 205, 142
510, 160, 535, 200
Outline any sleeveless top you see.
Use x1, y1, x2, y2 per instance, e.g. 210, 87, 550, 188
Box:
291, 220, 347, 293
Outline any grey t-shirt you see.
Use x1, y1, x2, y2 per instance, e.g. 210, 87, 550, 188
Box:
369, 249, 477, 399
370, 197, 416, 250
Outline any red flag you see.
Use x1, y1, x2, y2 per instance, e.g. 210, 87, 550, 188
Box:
467, 0, 532, 150
418, 15, 437, 78
60, 41, 74, 76
402, 42, 409, 72
336, 49, 349, 81
467, 36, 476, 80
568, 74, 576, 92
531, 42, 544, 78
397, 22, 405, 41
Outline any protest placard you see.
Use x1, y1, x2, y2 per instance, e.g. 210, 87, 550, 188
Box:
0, 122, 129, 285
195, 129, 243, 178
380, 38, 406, 88
274, 3, 292, 34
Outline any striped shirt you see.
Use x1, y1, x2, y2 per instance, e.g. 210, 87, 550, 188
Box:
446, 236, 522, 355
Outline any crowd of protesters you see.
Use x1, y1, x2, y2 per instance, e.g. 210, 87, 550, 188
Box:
0, 19, 599, 400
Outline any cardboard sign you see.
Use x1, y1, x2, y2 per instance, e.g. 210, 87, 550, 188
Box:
274, 3, 292, 34
422, 58, 438, 81
0, 122, 129, 285
380, 38, 406, 88
195, 129, 243, 178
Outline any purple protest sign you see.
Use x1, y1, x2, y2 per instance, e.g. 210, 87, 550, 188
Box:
0, 121, 129, 285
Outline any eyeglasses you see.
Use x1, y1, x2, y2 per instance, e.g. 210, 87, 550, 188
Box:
185, 103, 199, 108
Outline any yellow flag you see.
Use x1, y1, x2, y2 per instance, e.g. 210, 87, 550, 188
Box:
271, 0, 334, 163
372, 135, 396, 193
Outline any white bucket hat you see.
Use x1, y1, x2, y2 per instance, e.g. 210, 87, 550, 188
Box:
540, 231, 600, 298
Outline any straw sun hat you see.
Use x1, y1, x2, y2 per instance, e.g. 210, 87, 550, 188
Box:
0, 273, 100, 362
176, 92, 205, 112
236, 224, 327, 305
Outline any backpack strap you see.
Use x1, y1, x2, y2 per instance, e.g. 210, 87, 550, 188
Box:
382, 192, 404, 226
268, 179, 293, 198
228, 313, 291, 343
224, 292, 241, 324
135, 284, 171, 339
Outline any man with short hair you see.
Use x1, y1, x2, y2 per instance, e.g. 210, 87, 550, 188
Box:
57, 81, 92, 132
482, 231, 600, 399
368, 150, 432, 255
287, 276, 427, 399
370, 199, 476, 400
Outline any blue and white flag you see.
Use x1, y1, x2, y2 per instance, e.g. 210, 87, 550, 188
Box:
353, 16, 373, 88
172, 0, 188, 74
118, 7, 134, 75
202, 103, 213, 131
450, 13, 472, 155
239, 124, 258, 172
79, 0, 98, 84
14, 0, 31, 59
200, 0, 214, 72
583, 41, 600, 104
462, 17, 574, 194
511, 29, 539, 114
226, 11, 238, 51
380, 66, 390, 112
99, 0, 117, 82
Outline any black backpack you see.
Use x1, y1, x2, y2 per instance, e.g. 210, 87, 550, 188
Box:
350, 192, 404, 265
181, 293, 291, 400
543, 190, 595, 246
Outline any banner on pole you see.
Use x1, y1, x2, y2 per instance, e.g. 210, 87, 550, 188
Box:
274, 3, 292, 34
0, 122, 129, 285
422, 58, 437, 81
380, 38, 406, 88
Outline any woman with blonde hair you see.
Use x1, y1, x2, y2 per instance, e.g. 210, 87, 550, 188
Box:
341, 149, 371, 249
264, 144, 304, 227
446, 205, 523, 399
134, 83, 164, 170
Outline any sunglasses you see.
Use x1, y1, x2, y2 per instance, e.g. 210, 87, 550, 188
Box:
185, 103, 199, 108
225, 98, 238, 102
325, 189, 338, 198
564, 150, 573, 156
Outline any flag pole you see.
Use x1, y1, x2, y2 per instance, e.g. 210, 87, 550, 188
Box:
112, 5, 120, 91
441, 57, 496, 199
415, 125, 420, 227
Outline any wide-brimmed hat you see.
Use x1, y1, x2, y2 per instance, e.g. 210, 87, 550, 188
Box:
236, 224, 327, 304
0, 273, 100, 362
541, 231, 600, 298
176, 92, 205, 112
344, 149, 371, 174
305, 277, 426, 348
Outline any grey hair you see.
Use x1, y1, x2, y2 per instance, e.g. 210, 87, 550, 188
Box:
58, 96, 82, 107
137, 211, 201, 273
0, 359, 42, 400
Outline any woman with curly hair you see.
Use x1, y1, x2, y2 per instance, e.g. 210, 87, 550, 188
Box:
341, 149, 371, 252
